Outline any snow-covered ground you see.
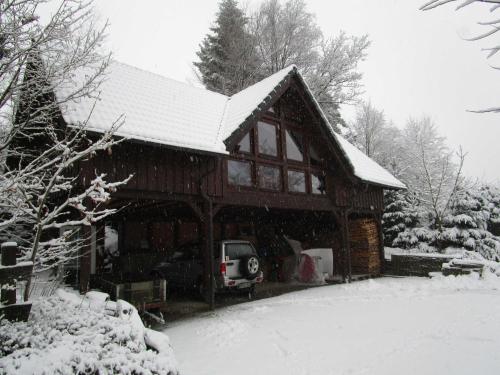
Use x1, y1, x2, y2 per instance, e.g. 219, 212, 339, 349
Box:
165, 274, 500, 375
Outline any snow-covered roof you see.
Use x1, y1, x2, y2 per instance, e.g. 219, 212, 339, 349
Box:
56, 62, 229, 154
54, 61, 404, 189
219, 66, 295, 141
334, 135, 406, 189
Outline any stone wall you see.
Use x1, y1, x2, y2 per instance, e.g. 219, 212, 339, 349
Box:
390, 254, 455, 276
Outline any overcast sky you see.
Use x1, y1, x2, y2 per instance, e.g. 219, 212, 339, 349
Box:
85, 1, 500, 182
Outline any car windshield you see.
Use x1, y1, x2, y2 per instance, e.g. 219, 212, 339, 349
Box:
225, 243, 255, 260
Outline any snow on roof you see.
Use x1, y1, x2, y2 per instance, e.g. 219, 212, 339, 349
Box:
289, 70, 406, 189
55, 61, 229, 154
54, 61, 404, 189
218, 65, 295, 141
334, 135, 406, 189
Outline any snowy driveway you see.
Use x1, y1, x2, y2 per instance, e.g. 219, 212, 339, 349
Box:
164, 275, 500, 375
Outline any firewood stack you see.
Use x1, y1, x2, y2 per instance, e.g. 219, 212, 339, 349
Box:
348, 218, 381, 275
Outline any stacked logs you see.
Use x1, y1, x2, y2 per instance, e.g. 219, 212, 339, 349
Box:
348, 218, 381, 275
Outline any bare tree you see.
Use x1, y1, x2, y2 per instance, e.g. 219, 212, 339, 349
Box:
251, 0, 322, 74
0, 0, 130, 299
421, 0, 500, 112
251, 0, 369, 129
348, 101, 386, 158
400, 117, 467, 237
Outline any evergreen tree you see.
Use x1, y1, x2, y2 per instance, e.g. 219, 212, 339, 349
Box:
441, 191, 484, 250
194, 0, 260, 95
382, 190, 420, 247
481, 184, 500, 235
441, 189, 500, 261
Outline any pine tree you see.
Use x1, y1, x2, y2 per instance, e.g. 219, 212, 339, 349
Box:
441, 189, 500, 261
382, 190, 420, 247
481, 184, 500, 235
441, 191, 483, 250
194, 0, 260, 95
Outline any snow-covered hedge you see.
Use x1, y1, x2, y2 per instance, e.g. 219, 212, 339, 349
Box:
0, 290, 178, 375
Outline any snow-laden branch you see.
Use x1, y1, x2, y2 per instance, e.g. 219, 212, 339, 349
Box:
0, 0, 133, 301
420, 0, 500, 113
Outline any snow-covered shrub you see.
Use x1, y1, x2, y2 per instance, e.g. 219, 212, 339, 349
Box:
392, 226, 438, 252
0, 291, 178, 374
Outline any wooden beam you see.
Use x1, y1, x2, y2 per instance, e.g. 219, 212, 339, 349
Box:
374, 212, 385, 275
340, 209, 352, 282
185, 200, 204, 222
1, 243, 25, 306
201, 201, 215, 310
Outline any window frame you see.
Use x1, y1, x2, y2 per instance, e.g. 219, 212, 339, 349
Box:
227, 158, 254, 188
286, 168, 307, 194
235, 130, 253, 155
256, 119, 280, 159
257, 163, 282, 192
225, 103, 329, 197
284, 127, 305, 164
310, 168, 327, 195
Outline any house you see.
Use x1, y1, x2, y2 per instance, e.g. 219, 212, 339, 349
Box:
52, 62, 404, 303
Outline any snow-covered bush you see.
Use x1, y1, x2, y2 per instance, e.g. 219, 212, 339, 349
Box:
392, 226, 438, 252
0, 291, 178, 374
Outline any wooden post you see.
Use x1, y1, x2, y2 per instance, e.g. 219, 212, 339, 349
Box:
202, 201, 215, 310
341, 210, 352, 283
1, 242, 17, 305
375, 213, 385, 275
79, 225, 92, 294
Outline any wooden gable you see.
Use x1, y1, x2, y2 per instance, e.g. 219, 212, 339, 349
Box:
220, 75, 385, 212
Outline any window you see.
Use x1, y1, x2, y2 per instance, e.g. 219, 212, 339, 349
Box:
258, 164, 281, 190
257, 121, 278, 157
310, 144, 323, 167
225, 242, 256, 260
288, 170, 306, 193
311, 172, 326, 194
285, 129, 304, 162
236, 133, 251, 153
228, 160, 252, 187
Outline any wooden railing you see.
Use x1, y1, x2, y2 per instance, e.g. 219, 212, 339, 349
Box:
0, 242, 33, 321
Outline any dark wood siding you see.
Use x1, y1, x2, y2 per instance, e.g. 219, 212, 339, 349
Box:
334, 184, 384, 211
79, 143, 222, 198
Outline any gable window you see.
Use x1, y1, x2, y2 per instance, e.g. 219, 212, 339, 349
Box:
311, 171, 326, 194
288, 169, 306, 193
236, 132, 251, 153
310, 143, 323, 167
257, 121, 278, 157
227, 95, 330, 198
285, 129, 304, 162
258, 164, 281, 190
228, 160, 252, 187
